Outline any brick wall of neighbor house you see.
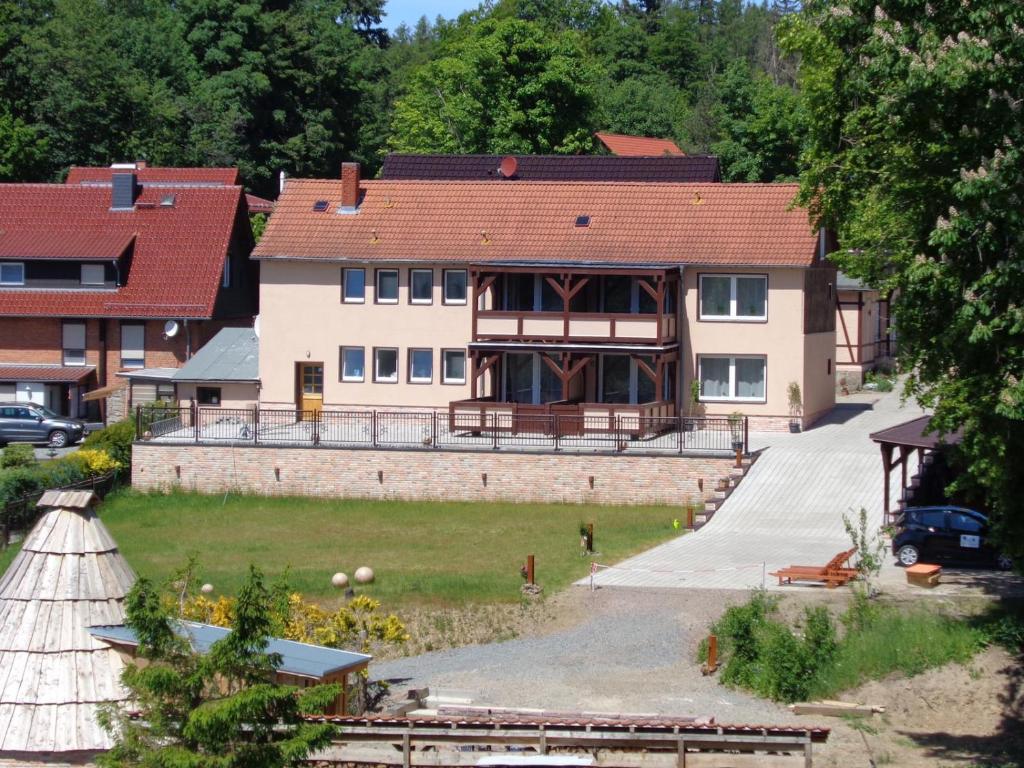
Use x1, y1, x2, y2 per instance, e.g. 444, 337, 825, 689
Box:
132, 443, 736, 507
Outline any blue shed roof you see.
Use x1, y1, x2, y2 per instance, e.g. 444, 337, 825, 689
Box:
89, 621, 371, 679
173, 327, 259, 383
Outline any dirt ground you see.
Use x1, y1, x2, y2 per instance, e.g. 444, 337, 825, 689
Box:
375, 584, 1024, 768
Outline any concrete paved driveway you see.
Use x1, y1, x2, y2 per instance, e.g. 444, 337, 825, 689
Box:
584, 390, 924, 590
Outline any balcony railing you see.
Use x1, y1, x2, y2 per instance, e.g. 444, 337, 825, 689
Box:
137, 404, 748, 456
475, 311, 677, 345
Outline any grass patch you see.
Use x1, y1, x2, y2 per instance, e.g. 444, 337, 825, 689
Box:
0, 542, 19, 575
98, 490, 682, 607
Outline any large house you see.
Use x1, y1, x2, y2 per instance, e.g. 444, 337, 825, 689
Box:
0, 164, 258, 422
251, 162, 836, 431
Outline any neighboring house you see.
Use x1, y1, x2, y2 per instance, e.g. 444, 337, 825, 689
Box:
0, 165, 258, 423
835, 271, 895, 390
595, 132, 685, 157
380, 153, 721, 182
251, 163, 836, 430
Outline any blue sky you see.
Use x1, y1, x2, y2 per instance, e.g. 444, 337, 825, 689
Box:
382, 0, 477, 30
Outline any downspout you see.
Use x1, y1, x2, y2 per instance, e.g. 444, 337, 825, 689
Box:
184, 319, 192, 359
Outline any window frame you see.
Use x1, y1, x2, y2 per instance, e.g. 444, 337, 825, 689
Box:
375, 268, 399, 305
409, 268, 434, 305
408, 348, 434, 384
441, 348, 467, 385
62, 321, 87, 367
120, 322, 146, 369
80, 264, 105, 286
698, 273, 768, 322
339, 346, 366, 383
341, 268, 366, 304
697, 354, 767, 404
373, 346, 399, 384
196, 386, 222, 406
0, 262, 25, 286
442, 269, 468, 305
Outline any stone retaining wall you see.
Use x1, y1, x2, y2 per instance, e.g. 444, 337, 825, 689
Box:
132, 443, 738, 507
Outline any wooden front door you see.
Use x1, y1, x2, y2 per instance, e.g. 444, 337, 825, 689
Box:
297, 362, 323, 418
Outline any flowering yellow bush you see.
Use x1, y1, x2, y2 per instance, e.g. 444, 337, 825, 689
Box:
181, 594, 237, 626
67, 448, 121, 476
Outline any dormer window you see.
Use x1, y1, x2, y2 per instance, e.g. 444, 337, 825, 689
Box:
0, 263, 24, 286
81, 264, 105, 286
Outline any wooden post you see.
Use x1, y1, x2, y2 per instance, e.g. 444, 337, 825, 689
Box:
402, 732, 411, 768
881, 443, 893, 520
587, 523, 594, 553
676, 736, 687, 768
526, 554, 535, 585
900, 445, 909, 500
707, 634, 718, 671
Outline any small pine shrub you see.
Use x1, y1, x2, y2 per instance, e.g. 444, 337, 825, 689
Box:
35, 457, 87, 489
1, 443, 36, 469
803, 605, 838, 670
756, 621, 813, 702
0, 467, 43, 506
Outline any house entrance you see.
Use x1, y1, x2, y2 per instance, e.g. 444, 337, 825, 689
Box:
297, 362, 323, 418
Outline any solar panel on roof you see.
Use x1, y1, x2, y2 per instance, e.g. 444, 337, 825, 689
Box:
575, 215, 591, 227
313, 200, 329, 212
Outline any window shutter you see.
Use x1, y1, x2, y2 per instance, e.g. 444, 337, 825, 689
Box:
63, 323, 86, 350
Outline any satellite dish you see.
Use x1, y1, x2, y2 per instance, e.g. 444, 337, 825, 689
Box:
498, 156, 518, 179
253, 315, 261, 339
163, 320, 180, 338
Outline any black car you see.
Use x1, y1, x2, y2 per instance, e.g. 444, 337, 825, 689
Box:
892, 506, 1013, 570
0, 403, 85, 448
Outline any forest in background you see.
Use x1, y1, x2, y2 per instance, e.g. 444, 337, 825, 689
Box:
0, 0, 802, 195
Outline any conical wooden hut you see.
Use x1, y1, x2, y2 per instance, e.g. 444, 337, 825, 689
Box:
0, 490, 135, 758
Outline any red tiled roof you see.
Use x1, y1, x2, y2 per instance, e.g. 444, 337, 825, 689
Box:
0, 183, 244, 318
596, 132, 684, 157
0, 365, 95, 383
245, 193, 275, 214
66, 166, 240, 185
381, 154, 720, 182
0, 230, 135, 260
253, 179, 818, 267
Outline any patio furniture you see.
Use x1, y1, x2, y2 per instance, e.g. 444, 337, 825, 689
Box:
905, 563, 941, 588
770, 547, 859, 588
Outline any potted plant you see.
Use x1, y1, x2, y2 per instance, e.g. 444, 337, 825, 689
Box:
683, 380, 702, 431
727, 411, 744, 451
787, 381, 803, 433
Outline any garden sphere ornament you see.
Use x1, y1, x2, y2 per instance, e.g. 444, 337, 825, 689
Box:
332, 572, 349, 589
354, 566, 375, 584
201, 583, 214, 594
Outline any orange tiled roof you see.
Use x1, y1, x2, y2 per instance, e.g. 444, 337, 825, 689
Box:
66, 166, 240, 185
595, 132, 684, 157
252, 179, 818, 267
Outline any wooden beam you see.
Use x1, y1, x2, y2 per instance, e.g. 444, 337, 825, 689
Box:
565, 355, 593, 382
475, 353, 501, 380
567, 276, 591, 301
639, 278, 659, 302
881, 443, 894, 519
545, 275, 568, 301
633, 355, 657, 383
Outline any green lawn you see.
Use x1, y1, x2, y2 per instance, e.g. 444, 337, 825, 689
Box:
0, 542, 18, 575
96, 490, 683, 607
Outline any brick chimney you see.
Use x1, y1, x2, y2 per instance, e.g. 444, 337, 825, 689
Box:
340, 162, 360, 213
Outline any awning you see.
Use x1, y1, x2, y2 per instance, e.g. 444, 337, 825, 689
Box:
83, 381, 127, 402
0, 365, 95, 383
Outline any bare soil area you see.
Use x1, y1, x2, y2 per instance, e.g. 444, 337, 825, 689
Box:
375, 585, 1023, 768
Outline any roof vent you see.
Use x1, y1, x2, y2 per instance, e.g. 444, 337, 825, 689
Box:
575, 215, 591, 227
313, 200, 330, 212
160, 194, 176, 207
498, 156, 518, 179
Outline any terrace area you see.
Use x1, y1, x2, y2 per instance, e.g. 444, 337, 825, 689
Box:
139, 405, 749, 457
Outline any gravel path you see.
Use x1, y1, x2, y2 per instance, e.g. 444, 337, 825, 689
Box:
374, 587, 801, 724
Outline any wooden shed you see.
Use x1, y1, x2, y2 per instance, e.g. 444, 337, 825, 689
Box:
0, 490, 135, 758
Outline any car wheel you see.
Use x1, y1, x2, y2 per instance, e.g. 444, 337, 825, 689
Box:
47, 430, 68, 448
897, 544, 920, 567
996, 554, 1014, 572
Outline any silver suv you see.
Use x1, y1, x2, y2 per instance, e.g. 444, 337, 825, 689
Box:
0, 403, 85, 448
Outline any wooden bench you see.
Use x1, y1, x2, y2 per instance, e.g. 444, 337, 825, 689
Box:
770, 547, 859, 589
906, 563, 941, 588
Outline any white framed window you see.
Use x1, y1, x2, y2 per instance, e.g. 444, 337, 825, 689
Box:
222, 255, 232, 288
698, 355, 766, 402
340, 346, 365, 382
81, 264, 105, 286
442, 349, 467, 384
342, 268, 365, 303
373, 347, 398, 383
410, 269, 433, 304
699, 274, 767, 321
121, 323, 145, 368
408, 348, 433, 383
375, 268, 399, 303
62, 322, 86, 366
443, 269, 468, 305
0, 262, 25, 286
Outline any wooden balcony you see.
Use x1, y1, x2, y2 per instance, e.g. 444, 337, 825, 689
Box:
474, 311, 677, 345
449, 397, 677, 438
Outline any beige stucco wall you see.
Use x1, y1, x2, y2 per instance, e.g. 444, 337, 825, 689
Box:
177, 381, 260, 409
258, 260, 474, 408
802, 332, 836, 425
682, 267, 820, 420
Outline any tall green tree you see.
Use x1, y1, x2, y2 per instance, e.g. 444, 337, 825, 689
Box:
99, 566, 340, 767
782, 0, 1024, 552
388, 18, 597, 154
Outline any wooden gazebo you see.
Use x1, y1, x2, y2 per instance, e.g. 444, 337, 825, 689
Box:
870, 416, 963, 524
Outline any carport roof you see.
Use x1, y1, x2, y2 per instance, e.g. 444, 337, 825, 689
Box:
870, 415, 963, 450
0, 365, 95, 383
